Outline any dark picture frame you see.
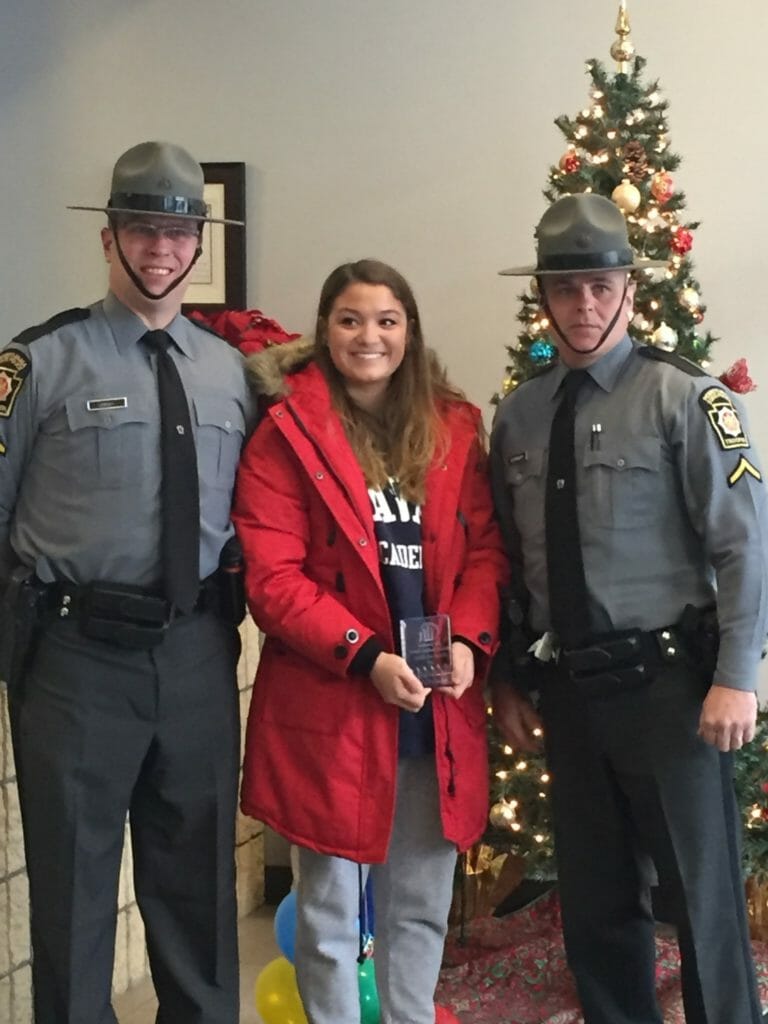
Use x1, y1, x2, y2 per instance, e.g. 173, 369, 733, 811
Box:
183, 161, 246, 313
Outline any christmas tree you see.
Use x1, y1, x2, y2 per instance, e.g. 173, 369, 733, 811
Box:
500, 1, 714, 398
488, 1, 757, 881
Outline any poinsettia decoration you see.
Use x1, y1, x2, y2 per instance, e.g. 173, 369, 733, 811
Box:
189, 308, 300, 356
719, 358, 757, 395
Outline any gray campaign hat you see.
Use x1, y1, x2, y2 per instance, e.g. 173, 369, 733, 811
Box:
68, 140, 244, 225
499, 193, 665, 276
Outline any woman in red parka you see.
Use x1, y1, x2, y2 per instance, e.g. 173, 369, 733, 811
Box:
233, 259, 508, 1024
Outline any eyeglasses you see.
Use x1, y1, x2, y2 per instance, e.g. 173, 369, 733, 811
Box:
119, 221, 201, 243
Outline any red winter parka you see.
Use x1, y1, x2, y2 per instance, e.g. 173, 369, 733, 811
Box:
233, 341, 509, 863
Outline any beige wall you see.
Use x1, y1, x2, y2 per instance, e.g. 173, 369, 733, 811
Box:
0, 618, 263, 1021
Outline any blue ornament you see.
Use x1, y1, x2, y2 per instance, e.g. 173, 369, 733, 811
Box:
529, 340, 556, 364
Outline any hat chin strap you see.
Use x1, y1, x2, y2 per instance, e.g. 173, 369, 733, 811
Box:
542, 276, 629, 357
111, 222, 202, 302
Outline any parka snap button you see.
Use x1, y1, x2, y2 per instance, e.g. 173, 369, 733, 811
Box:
358, 538, 367, 546
345, 629, 360, 644
616, 457, 626, 469
315, 471, 324, 480
478, 631, 492, 645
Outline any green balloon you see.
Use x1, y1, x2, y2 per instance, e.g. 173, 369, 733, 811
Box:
358, 958, 381, 1024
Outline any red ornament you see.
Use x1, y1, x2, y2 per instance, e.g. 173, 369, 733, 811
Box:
761, 781, 768, 794
670, 227, 693, 255
188, 308, 300, 356
720, 358, 757, 395
650, 171, 674, 204
559, 150, 581, 174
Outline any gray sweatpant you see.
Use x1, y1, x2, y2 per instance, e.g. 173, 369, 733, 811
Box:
295, 756, 457, 1024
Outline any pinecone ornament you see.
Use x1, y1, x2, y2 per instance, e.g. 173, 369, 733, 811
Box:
622, 140, 648, 183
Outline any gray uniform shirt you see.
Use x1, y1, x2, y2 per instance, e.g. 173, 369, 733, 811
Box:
0, 291, 256, 587
490, 335, 768, 690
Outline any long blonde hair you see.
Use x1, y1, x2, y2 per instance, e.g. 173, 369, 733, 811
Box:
314, 259, 467, 505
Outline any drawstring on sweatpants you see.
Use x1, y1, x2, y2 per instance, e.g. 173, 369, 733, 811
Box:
357, 863, 368, 963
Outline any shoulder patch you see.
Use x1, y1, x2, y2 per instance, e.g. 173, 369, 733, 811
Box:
699, 385, 749, 450
637, 345, 708, 377
0, 350, 31, 417
13, 307, 91, 347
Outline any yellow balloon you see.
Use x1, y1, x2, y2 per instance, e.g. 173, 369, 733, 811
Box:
254, 956, 308, 1024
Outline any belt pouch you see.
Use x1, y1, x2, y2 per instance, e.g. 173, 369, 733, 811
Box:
79, 583, 168, 648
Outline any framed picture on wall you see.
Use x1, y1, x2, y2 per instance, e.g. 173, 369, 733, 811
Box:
183, 161, 246, 313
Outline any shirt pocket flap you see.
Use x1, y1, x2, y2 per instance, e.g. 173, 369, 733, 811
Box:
65, 394, 152, 431
583, 435, 660, 472
193, 394, 245, 435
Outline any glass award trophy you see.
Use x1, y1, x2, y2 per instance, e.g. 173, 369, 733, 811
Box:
399, 613, 453, 687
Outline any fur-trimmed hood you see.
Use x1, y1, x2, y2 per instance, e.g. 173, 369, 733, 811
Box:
245, 336, 316, 398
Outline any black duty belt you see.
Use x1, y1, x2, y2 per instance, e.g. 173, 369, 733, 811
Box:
556, 626, 687, 698
42, 577, 215, 649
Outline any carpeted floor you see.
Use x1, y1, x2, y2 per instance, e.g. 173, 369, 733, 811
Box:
436, 888, 768, 1023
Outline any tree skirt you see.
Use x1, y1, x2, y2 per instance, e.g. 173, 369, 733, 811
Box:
437, 888, 768, 1023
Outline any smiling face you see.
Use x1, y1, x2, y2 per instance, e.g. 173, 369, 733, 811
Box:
101, 215, 201, 322
324, 282, 409, 411
541, 269, 635, 367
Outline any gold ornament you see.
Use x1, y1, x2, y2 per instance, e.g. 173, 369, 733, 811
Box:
651, 322, 678, 352
529, 277, 539, 297
612, 179, 641, 214
679, 286, 700, 309
489, 800, 517, 830
610, 1, 635, 73
502, 376, 520, 396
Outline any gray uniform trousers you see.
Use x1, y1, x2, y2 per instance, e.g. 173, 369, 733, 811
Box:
537, 659, 762, 1024
8, 610, 241, 1024
295, 755, 457, 1024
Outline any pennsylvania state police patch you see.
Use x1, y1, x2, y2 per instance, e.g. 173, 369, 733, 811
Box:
0, 350, 31, 418
698, 386, 749, 450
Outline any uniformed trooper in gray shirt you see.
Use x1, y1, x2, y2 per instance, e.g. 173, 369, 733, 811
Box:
0, 141, 256, 1024
490, 193, 768, 1024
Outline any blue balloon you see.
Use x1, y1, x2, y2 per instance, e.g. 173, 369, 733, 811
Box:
274, 890, 297, 963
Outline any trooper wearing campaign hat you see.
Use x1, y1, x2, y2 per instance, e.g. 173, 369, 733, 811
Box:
0, 142, 255, 1023
70, 140, 243, 302
489, 192, 767, 1024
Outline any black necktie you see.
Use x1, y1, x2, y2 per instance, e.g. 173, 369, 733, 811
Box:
545, 370, 590, 648
143, 330, 200, 613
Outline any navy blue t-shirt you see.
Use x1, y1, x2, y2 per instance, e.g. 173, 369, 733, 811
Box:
369, 480, 435, 757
